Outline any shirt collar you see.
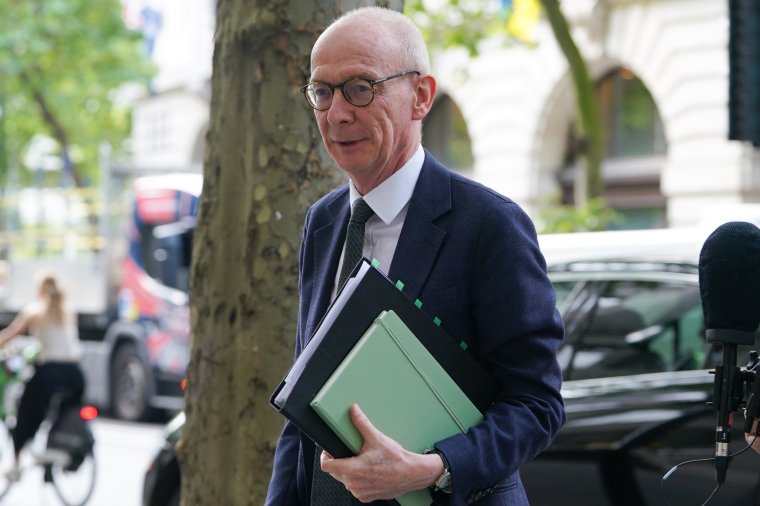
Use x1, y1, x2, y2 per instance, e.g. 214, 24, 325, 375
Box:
348, 145, 424, 224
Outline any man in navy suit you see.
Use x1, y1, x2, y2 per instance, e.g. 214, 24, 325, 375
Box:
267, 6, 565, 505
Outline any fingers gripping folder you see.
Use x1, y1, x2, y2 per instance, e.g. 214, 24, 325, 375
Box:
269, 258, 498, 461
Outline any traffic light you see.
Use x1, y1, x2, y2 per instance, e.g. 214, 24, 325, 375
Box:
728, 0, 760, 147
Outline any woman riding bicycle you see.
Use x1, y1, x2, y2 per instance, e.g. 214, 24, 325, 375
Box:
0, 272, 85, 481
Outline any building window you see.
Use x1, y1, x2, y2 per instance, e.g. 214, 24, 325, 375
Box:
599, 68, 666, 158
559, 68, 668, 229
422, 94, 474, 176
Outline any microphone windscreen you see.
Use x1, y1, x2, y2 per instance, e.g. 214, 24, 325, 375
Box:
698, 221, 760, 332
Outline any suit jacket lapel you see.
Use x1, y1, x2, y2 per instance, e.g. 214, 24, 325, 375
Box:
308, 188, 350, 339
388, 153, 451, 301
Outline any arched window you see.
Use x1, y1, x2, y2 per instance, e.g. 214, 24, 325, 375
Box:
559, 68, 668, 229
600, 68, 666, 158
422, 94, 474, 176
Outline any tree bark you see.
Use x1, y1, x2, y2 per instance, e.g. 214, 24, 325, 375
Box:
540, 0, 604, 206
179, 1, 398, 505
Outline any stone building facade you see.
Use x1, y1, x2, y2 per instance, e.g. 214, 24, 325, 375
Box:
131, 0, 760, 228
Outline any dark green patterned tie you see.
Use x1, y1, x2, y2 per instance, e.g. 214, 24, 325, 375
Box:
337, 198, 375, 289
311, 198, 374, 505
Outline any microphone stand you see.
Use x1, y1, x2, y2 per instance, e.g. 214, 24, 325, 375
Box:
712, 344, 738, 484
708, 329, 756, 484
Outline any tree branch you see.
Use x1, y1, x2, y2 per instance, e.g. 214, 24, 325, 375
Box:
540, 0, 605, 204
18, 69, 83, 187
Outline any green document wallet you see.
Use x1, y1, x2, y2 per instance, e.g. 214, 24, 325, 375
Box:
310, 310, 484, 506
270, 260, 498, 461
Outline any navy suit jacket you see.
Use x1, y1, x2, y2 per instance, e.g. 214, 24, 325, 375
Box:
267, 152, 565, 505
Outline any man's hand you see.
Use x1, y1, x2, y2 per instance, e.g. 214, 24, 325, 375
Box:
319, 404, 445, 503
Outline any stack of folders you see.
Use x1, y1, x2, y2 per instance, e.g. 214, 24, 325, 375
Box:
270, 259, 498, 504
311, 309, 484, 506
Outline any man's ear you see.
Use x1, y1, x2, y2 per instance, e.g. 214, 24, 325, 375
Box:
412, 74, 437, 121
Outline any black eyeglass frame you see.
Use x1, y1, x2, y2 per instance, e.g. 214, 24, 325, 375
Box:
299, 70, 421, 111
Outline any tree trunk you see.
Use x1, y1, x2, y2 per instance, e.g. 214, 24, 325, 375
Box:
178, 1, 399, 505
540, 0, 604, 206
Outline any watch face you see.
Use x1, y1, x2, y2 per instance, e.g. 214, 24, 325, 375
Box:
436, 470, 452, 491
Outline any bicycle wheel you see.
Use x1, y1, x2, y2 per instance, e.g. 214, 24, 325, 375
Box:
0, 422, 16, 499
46, 448, 96, 506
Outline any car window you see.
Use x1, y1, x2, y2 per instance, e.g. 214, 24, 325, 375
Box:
563, 279, 704, 380
552, 281, 579, 310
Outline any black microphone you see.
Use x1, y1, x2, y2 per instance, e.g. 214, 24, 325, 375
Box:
699, 221, 760, 484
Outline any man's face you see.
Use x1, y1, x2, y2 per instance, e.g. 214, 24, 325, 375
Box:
309, 24, 419, 191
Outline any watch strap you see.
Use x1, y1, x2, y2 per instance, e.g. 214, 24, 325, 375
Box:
425, 448, 452, 493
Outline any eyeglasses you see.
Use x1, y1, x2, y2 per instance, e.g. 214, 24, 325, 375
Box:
299, 70, 421, 111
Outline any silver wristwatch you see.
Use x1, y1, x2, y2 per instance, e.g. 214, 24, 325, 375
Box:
426, 449, 452, 493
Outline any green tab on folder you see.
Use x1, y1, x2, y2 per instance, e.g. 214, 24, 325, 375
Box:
310, 310, 484, 506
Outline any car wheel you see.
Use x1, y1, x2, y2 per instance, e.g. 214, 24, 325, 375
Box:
111, 344, 150, 421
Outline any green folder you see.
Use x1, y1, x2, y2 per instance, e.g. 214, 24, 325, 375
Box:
310, 310, 484, 506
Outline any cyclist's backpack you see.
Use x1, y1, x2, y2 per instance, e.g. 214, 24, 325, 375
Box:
47, 405, 95, 471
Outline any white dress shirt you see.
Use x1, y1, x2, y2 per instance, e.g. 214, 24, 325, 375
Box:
332, 145, 425, 297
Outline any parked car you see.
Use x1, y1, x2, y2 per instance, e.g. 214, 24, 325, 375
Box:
522, 255, 760, 506
143, 412, 183, 506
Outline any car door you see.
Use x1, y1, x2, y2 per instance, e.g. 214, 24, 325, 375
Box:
523, 270, 760, 505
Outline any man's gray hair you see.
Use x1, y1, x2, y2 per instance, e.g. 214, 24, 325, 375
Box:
328, 7, 431, 74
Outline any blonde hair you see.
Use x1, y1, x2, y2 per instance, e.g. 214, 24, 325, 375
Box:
37, 273, 65, 323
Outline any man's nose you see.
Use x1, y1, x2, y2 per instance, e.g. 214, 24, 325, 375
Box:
326, 89, 354, 122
